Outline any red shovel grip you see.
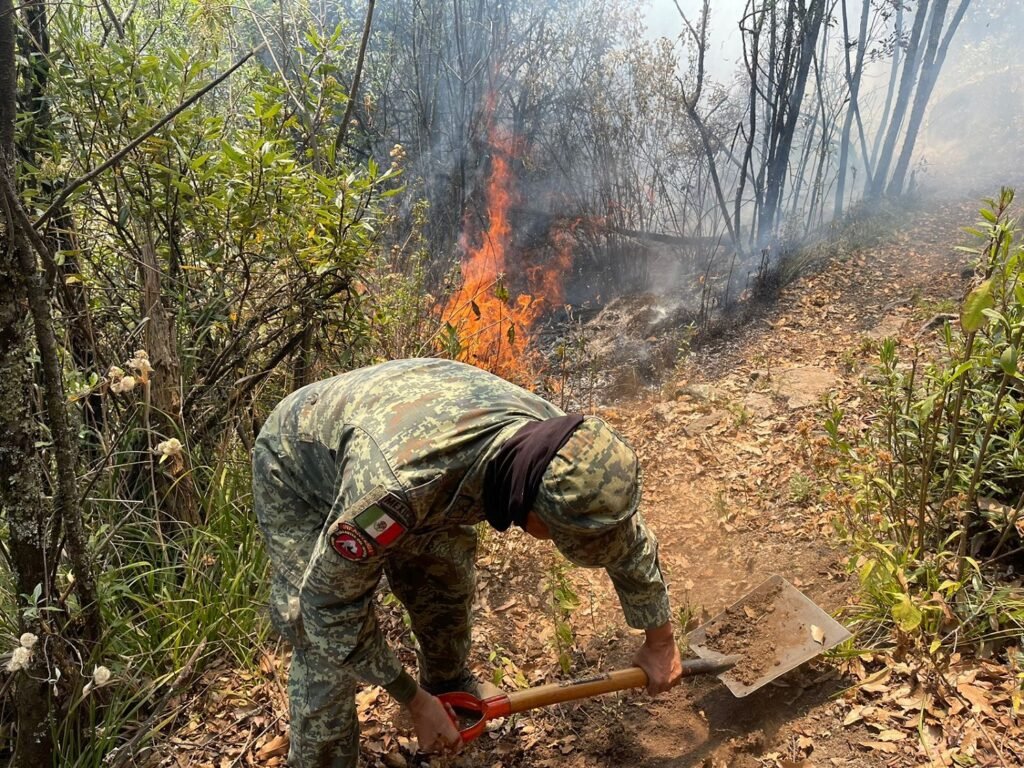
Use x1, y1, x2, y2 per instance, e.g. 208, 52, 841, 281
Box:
437, 691, 512, 743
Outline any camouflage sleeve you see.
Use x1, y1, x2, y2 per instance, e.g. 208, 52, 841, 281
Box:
297, 429, 406, 689
603, 512, 671, 629
554, 511, 671, 630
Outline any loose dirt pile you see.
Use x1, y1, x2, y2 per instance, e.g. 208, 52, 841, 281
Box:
697, 581, 785, 686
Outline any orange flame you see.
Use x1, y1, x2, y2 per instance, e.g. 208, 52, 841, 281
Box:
440, 128, 572, 384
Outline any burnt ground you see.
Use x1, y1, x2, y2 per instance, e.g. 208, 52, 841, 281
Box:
162, 196, 1023, 768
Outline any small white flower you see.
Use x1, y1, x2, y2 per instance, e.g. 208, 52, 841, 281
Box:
92, 666, 111, 687
107, 365, 124, 380
128, 350, 153, 376
82, 665, 112, 696
7, 645, 31, 672
155, 438, 183, 458
19, 633, 37, 649
110, 375, 137, 394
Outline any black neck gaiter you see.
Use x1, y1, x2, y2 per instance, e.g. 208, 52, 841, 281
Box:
483, 414, 585, 532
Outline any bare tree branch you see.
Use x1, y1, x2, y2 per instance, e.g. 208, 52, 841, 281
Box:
336, 0, 376, 153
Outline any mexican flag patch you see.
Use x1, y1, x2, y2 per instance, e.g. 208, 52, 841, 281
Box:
354, 501, 406, 547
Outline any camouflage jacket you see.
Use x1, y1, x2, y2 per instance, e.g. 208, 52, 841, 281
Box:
254, 358, 670, 687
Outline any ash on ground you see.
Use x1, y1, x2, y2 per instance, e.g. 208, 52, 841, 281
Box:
540, 293, 697, 409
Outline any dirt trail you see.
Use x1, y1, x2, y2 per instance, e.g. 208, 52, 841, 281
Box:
497, 197, 976, 768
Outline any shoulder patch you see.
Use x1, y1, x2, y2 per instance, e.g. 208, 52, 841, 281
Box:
331, 522, 377, 561
329, 485, 411, 559
353, 492, 408, 548
376, 490, 413, 528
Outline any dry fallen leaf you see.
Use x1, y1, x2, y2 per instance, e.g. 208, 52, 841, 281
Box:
844, 704, 873, 726
956, 682, 996, 716
811, 624, 825, 645
875, 728, 906, 742
256, 734, 289, 760
858, 740, 899, 754
861, 668, 893, 694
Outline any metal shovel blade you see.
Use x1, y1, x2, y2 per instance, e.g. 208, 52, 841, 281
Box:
687, 575, 851, 697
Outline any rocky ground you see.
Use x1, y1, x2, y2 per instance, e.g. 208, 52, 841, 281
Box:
163, 196, 1023, 768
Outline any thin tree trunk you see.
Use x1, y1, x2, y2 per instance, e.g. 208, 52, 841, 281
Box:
140, 237, 198, 530
869, 0, 930, 198
18, 0, 48, 164
835, 0, 871, 218
678, 0, 740, 251
292, 319, 318, 389
0, 257, 54, 762
805, 29, 838, 232
853, 97, 873, 186
20, 0, 105, 450
759, 0, 828, 243
335, 0, 375, 153
53, 212, 105, 446
685, 102, 739, 250
736, 3, 763, 243
0, 0, 55, 762
788, 63, 820, 223
886, 0, 970, 196
5, 172, 102, 635
870, 1, 903, 171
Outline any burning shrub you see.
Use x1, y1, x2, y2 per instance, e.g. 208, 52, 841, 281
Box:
439, 126, 572, 385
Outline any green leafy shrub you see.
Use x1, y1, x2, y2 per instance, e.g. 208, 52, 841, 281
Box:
545, 559, 582, 675
825, 189, 1024, 655
0, 2, 445, 762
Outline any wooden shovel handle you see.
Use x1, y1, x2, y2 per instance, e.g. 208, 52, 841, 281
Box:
504, 656, 739, 714
506, 667, 647, 714
440, 656, 740, 743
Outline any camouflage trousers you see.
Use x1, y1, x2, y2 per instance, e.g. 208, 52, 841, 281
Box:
256, 467, 478, 767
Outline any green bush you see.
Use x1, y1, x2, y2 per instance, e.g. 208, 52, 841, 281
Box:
0, 2, 444, 762
0, 454, 269, 767
825, 189, 1024, 655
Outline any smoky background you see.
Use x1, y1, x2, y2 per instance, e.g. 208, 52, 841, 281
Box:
247, 0, 1023, 360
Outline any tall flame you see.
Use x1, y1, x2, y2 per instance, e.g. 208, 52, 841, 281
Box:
440, 128, 572, 384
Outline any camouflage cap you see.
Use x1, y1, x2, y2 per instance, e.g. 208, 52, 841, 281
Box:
532, 417, 641, 562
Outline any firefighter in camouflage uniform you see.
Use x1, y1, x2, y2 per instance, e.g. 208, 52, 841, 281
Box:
253, 358, 681, 767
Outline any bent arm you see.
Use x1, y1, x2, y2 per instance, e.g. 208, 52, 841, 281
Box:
603, 512, 671, 629
298, 425, 418, 699
299, 531, 405, 688
557, 510, 671, 629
